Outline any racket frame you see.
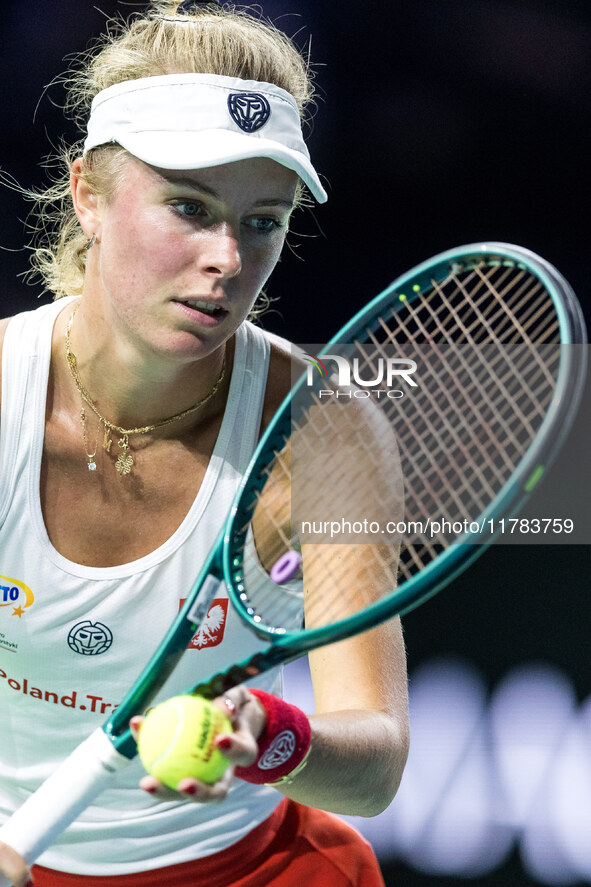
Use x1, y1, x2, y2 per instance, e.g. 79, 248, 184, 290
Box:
105, 243, 587, 756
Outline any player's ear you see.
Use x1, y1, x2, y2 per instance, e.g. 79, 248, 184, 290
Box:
70, 157, 102, 242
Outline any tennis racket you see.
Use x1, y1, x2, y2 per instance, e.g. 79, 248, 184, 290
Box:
0, 242, 586, 879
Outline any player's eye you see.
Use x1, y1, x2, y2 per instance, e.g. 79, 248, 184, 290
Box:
244, 216, 285, 235
170, 201, 207, 219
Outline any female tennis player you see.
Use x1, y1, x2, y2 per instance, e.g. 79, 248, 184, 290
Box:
0, 2, 409, 885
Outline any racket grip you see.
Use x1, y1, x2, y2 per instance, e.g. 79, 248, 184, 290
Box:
0, 728, 130, 880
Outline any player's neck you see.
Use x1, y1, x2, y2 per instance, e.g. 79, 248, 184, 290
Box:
52, 299, 232, 436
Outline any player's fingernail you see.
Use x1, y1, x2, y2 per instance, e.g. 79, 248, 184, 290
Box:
217, 735, 232, 751
224, 697, 237, 716
130, 717, 143, 730
143, 785, 157, 794
182, 783, 198, 796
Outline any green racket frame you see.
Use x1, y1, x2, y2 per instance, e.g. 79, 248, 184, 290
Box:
105, 242, 587, 757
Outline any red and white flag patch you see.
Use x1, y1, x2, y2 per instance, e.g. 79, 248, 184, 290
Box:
180, 598, 229, 649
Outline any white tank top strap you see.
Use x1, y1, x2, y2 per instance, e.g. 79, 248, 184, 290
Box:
0, 298, 75, 527
225, 320, 270, 473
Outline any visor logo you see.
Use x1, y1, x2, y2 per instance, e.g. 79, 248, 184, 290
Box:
228, 93, 271, 133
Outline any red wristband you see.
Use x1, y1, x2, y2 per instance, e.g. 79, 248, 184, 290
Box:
235, 689, 312, 785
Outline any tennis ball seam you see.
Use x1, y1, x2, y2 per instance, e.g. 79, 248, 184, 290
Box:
149, 697, 187, 771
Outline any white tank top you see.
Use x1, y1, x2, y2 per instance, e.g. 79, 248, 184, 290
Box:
0, 298, 285, 874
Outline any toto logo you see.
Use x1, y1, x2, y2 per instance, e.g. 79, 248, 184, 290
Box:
227, 93, 271, 133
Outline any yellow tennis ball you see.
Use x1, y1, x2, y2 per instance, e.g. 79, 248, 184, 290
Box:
138, 695, 233, 789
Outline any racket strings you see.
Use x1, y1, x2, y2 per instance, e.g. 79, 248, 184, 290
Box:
353, 261, 560, 577
399, 268, 557, 407
474, 277, 553, 343
369, 265, 559, 347
362, 316, 546, 485
230, 257, 564, 625
306, 543, 399, 630
358, 332, 517, 491
235, 388, 400, 629
451, 270, 558, 394
472, 267, 560, 346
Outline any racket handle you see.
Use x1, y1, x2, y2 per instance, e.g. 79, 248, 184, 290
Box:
0, 728, 130, 881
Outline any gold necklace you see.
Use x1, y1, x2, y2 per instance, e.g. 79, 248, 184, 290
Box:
65, 306, 226, 476
80, 407, 100, 472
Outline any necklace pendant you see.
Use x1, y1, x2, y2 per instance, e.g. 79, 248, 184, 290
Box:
115, 435, 133, 476
102, 427, 113, 453
115, 452, 133, 476
87, 456, 97, 472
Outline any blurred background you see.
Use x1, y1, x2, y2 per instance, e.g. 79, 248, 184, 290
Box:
1, 1, 590, 884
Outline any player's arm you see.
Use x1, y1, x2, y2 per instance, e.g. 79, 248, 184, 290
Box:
272, 548, 409, 816
263, 395, 409, 816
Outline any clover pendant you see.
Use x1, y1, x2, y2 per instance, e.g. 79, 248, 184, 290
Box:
115, 452, 133, 476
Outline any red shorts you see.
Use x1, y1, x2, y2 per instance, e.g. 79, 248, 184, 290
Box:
32, 799, 385, 887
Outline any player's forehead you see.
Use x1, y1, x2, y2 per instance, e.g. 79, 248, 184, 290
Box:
111, 154, 299, 210
153, 158, 298, 199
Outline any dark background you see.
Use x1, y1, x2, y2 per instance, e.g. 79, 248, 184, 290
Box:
1, 2, 590, 884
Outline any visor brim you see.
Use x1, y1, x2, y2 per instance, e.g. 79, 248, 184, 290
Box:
103, 129, 328, 203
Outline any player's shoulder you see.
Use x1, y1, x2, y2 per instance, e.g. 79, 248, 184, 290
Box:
0, 316, 13, 340
259, 328, 306, 432
0, 316, 14, 414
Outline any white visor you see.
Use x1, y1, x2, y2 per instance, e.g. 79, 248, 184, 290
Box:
84, 73, 327, 203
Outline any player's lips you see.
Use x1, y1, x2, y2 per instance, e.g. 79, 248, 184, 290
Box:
172, 297, 229, 326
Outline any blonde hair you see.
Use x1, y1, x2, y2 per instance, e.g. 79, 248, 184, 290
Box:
25, 2, 315, 300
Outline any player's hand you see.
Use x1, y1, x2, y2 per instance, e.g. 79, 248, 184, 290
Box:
130, 685, 266, 803
0, 841, 33, 886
